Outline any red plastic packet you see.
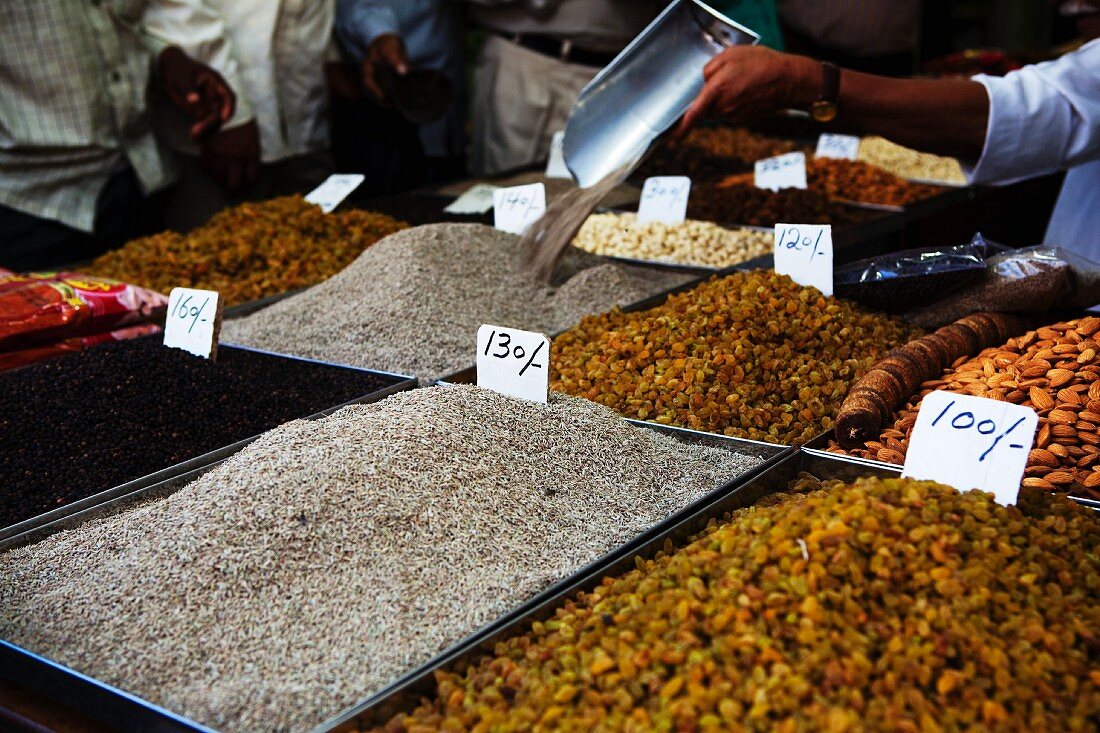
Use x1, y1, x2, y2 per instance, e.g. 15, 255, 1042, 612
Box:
0, 270, 167, 351
0, 324, 162, 372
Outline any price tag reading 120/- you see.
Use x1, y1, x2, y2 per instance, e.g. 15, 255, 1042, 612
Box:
773, 223, 833, 297
493, 183, 546, 235
476, 325, 550, 404
754, 151, 807, 191
902, 391, 1039, 506
163, 287, 222, 359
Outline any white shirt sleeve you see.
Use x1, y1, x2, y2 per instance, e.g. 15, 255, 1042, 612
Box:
142, 0, 256, 129
966, 39, 1100, 186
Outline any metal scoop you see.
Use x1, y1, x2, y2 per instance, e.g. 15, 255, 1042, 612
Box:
562, 0, 758, 188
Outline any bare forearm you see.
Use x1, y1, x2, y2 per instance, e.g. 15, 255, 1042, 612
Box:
786, 56, 990, 160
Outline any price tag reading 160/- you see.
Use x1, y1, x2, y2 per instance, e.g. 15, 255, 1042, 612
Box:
493, 183, 546, 235
902, 391, 1040, 506
476, 324, 550, 404
163, 287, 223, 359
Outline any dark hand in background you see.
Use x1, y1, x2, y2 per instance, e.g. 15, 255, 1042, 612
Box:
157, 46, 236, 142
361, 33, 409, 106
200, 120, 261, 195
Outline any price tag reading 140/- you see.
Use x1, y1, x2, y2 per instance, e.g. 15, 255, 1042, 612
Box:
163, 287, 222, 359
773, 223, 833, 297
493, 183, 546, 235
902, 391, 1040, 506
476, 325, 550, 404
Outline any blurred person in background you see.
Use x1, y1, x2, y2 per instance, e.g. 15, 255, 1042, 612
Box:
463, 0, 666, 176
678, 2, 1100, 255
778, 0, 922, 75
143, 0, 336, 231
333, 0, 466, 195
0, 2, 235, 270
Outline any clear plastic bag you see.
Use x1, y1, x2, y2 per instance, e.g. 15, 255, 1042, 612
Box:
833, 234, 999, 312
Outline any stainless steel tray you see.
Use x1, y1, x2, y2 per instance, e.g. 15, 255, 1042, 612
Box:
0, 344, 417, 551
312, 448, 893, 732
0, 417, 790, 733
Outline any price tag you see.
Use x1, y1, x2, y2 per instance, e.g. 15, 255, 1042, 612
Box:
493, 183, 546, 235
773, 223, 833, 296
476, 325, 550, 404
304, 174, 365, 213
163, 287, 222, 359
545, 131, 572, 179
754, 151, 807, 191
637, 176, 691, 225
445, 183, 499, 215
902, 391, 1039, 506
815, 133, 861, 160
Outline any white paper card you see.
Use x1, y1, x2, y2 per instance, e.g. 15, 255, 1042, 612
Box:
445, 183, 499, 214
163, 287, 221, 359
902, 391, 1039, 506
493, 183, 546, 235
754, 151, 807, 191
773, 223, 833, 296
477, 325, 550, 403
305, 174, 365, 213
815, 133, 861, 160
637, 176, 691, 225
545, 131, 572, 179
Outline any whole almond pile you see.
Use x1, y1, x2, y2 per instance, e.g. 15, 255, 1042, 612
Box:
830, 316, 1100, 499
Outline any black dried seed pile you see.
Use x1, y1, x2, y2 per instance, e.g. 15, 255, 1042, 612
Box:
0, 339, 394, 527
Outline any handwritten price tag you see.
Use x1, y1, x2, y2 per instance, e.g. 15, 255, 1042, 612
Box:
637, 176, 691, 225
545, 131, 572, 179
476, 325, 550, 403
773, 223, 833, 296
815, 133, 861, 160
445, 183, 498, 215
902, 391, 1039, 505
754, 151, 807, 191
305, 174, 365, 213
493, 183, 546, 235
163, 287, 222, 359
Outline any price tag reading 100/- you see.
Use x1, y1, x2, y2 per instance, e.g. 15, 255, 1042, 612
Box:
902, 391, 1040, 506
163, 287, 222, 359
773, 223, 833, 297
493, 183, 546, 235
476, 325, 550, 404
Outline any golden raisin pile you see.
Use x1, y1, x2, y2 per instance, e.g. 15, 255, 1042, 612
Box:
831, 317, 1100, 500
89, 196, 407, 305
378, 477, 1100, 733
551, 271, 918, 444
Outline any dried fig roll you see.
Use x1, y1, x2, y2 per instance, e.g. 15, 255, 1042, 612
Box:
879, 351, 924, 396
835, 396, 884, 448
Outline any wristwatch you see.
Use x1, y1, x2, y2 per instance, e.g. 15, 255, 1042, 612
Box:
810, 62, 840, 123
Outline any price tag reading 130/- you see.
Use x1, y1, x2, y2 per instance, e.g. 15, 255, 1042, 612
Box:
637, 176, 691, 225
773, 223, 833, 297
902, 391, 1040, 506
754, 151, 807, 191
493, 183, 546, 235
476, 325, 550, 404
163, 287, 222, 359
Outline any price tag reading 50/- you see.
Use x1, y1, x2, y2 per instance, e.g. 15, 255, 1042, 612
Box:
163, 287, 222, 359
637, 176, 691, 225
773, 223, 833, 297
902, 391, 1040, 506
476, 325, 551, 404
493, 183, 546, 235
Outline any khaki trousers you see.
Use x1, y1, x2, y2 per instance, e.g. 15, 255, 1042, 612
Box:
470, 34, 601, 177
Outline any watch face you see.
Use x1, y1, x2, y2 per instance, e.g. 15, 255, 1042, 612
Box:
811, 101, 838, 123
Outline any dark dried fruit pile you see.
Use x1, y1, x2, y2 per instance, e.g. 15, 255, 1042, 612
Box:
637, 126, 807, 183
0, 339, 395, 527
551, 271, 918, 444
378, 476, 1100, 733
687, 183, 877, 228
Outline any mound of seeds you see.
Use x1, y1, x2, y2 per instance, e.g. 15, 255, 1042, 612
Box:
378, 476, 1100, 733
88, 196, 407, 305
0, 386, 763, 732
223, 224, 687, 382
551, 270, 918, 444
0, 338, 395, 527
858, 136, 968, 185
831, 316, 1100, 500
573, 213, 773, 269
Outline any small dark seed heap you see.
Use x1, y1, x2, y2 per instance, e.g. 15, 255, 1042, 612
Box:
378, 476, 1100, 733
687, 183, 877, 229
0, 339, 393, 526
551, 271, 918, 444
